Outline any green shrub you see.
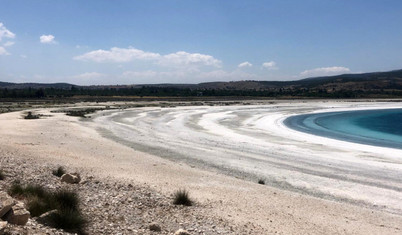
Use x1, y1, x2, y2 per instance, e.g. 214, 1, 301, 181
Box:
27, 196, 53, 217
48, 209, 87, 234
53, 190, 79, 211
258, 179, 265, 185
25, 184, 48, 197
8, 183, 26, 196
65, 108, 100, 118
173, 189, 193, 206
52, 166, 66, 177
8, 183, 86, 234
24, 111, 40, 119
9, 183, 48, 198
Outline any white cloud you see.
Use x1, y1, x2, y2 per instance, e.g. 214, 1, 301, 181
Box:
3, 41, 14, 47
0, 23, 15, 42
74, 47, 160, 63
72, 72, 106, 80
0, 46, 9, 55
40, 34, 56, 44
160, 51, 222, 68
300, 66, 350, 77
262, 61, 277, 70
74, 47, 222, 68
0, 23, 15, 55
238, 61, 252, 68
20, 54, 27, 59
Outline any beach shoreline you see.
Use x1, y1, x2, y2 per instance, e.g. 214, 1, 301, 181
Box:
1, 100, 402, 234
284, 108, 402, 150
92, 101, 402, 214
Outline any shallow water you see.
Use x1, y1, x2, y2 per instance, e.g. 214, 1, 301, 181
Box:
284, 109, 402, 149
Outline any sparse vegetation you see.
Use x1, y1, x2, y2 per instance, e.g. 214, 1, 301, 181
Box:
27, 195, 53, 217
0, 169, 4, 180
8, 182, 87, 234
258, 179, 265, 185
9, 183, 47, 198
53, 189, 80, 211
48, 209, 87, 234
173, 189, 193, 206
65, 108, 102, 118
52, 166, 66, 177
24, 111, 40, 119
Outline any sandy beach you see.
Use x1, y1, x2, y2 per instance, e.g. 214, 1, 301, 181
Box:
1, 100, 402, 234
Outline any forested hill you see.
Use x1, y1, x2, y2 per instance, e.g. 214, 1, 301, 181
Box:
195, 69, 402, 90
1, 69, 402, 98
0, 82, 73, 90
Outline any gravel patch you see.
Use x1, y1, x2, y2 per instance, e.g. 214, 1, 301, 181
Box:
0, 154, 264, 234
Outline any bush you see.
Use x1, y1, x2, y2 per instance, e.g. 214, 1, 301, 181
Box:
8, 182, 86, 234
8, 182, 24, 196
9, 183, 52, 215
9, 183, 47, 198
65, 108, 100, 118
258, 179, 265, 185
52, 166, 66, 177
25, 184, 48, 197
48, 209, 87, 234
53, 190, 79, 211
27, 196, 53, 217
24, 111, 40, 119
0, 169, 4, 180
173, 189, 193, 206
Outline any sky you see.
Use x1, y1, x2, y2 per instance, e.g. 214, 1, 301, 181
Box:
1, 0, 402, 85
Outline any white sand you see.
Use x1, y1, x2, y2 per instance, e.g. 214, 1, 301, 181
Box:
93, 101, 402, 214
1, 100, 402, 234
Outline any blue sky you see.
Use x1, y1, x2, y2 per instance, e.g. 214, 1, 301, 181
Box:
1, 0, 402, 85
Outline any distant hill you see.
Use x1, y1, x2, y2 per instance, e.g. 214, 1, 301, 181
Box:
1, 69, 402, 91
132, 69, 402, 92
0, 82, 74, 90
1, 69, 402, 98
295, 69, 402, 90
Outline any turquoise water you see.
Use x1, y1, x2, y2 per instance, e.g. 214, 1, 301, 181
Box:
284, 109, 402, 149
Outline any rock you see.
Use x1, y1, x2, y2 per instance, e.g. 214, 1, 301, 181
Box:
6, 201, 30, 225
0, 221, 7, 233
175, 229, 191, 235
37, 209, 58, 226
149, 222, 161, 232
61, 173, 81, 184
0, 192, 15, 218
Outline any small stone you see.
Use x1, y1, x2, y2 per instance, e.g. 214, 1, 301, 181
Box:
175, 229, 191, 235
61, 173, 81, 184
149, 222, 161, 232
6, 201, 30, 225
37, 209, 58, 226
0, 192, 15, 218
0, 221, 7, 233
